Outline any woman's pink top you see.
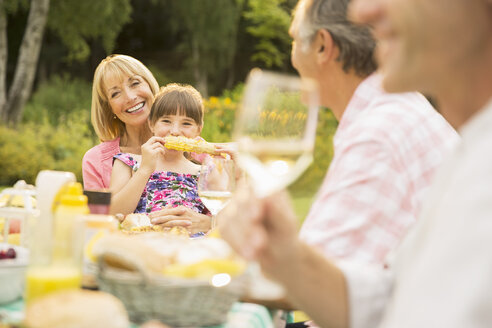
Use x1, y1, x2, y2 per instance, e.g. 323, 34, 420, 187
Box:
82, 138, 120, 190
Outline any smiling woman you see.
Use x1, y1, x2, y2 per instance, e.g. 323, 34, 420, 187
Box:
82, 55, 160, 190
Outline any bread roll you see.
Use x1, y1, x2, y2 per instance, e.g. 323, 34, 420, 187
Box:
24, 290, 129, 328
92, 232, 174, 274
120, 213, 151, 230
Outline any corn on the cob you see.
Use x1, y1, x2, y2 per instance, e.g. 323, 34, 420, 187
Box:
164, 136, 216, 154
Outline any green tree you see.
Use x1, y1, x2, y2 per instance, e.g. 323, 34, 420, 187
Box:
0, 0, 132, 125
167, 0, 245, 97
243, 0, 294, 68
0, 0, 49, 125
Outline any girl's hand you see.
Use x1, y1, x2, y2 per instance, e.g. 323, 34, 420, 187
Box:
149, 206, 212, 235
140, 136, 166, 174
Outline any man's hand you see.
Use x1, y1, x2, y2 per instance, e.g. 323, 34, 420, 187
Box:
217, 184, 302, 283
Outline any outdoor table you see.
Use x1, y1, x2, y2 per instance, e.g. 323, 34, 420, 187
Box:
0, 299, 275, 328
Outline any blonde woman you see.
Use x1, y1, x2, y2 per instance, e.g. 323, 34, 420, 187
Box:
82, 54, 159, 190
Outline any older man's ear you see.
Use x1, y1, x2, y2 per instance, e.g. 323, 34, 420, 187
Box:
315, 29, 338, 65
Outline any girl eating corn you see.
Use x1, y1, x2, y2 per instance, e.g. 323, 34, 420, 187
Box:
109, 83, 214, 235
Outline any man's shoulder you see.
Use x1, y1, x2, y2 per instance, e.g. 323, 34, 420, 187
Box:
359, 91, 443, 130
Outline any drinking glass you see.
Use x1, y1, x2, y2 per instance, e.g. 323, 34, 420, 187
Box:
198, 156, 235, 228
233, 69, 319, 198
233, 69, 319, 300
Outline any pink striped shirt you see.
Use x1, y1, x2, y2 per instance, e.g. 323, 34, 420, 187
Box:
299, 74, 458, 264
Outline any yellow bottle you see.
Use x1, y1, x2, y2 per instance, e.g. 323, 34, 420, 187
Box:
25, 182, 89, 303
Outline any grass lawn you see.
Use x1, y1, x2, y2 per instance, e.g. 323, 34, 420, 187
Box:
291, 193, 316, 224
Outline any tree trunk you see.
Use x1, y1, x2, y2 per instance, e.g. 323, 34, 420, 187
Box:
0, 2, 7, 120
4, 0, 50, 125
226, 0, 244, 90
191, 37, 208, 98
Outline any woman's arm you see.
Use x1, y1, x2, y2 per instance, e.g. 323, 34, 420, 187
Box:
218, 188, 349, 328
149, 206, 212, 234
82, 148, 105, 190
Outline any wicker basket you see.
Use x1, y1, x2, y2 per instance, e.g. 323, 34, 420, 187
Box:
97, 259, 248, 327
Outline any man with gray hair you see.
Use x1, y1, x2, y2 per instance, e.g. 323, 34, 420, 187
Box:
290, 0, 456, 266
218, 0, 492, 326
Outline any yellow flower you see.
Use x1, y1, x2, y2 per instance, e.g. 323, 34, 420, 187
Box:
209, 96, 219, 105
268, 111, 277, 120
224, 97, 231, 105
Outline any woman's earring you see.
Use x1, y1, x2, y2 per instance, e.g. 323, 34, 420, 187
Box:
113, 115, 117, 120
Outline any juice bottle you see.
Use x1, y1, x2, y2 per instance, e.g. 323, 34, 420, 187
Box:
25, 182, 88, 303
81, 213, 118, 288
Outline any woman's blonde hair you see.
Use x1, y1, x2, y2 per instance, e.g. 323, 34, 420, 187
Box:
91, 54, 160, 141
148, 83, 204, 127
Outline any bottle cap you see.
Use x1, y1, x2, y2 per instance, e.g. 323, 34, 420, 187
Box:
60, 183, 88, 206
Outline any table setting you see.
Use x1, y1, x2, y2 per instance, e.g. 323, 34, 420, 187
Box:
0, 69, 319, 328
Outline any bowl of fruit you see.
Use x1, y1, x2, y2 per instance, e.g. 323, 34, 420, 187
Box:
0, 243, 29, 304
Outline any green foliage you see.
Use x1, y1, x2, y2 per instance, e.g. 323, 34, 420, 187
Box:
166, 0, 245, 95
22, 74, 92, 126
291, 194, 315, 222
0, 74, 96, 185
0, 111, 97, 186
4, 74, 336, 198
201, 92, 338, 197
243, 0, 293, 68
2, 0, 29, 14
47, 0, 132, 61
290, 108, 338, 196
146, 64, 173, 87
202, 95, 238, 143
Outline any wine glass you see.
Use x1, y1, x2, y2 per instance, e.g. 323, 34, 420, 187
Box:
198, 156, 235, 229
233, 69, 319, 300
233, 69, 319, 198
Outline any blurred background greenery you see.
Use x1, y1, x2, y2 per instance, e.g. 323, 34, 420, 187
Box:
0, 0, 338, 220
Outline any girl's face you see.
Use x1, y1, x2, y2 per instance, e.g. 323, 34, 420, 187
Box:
105, 74, 154, 128
150, 113, 202, 140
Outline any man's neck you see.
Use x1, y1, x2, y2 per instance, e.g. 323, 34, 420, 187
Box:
321, 69, 366, 121
435, 47, 492, 130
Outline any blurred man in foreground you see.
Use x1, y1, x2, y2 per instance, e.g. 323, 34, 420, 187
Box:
290, 0, 456, 266
219, 0, 492, 327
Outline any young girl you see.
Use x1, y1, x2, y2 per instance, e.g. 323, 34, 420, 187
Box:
109, 83, 211, 233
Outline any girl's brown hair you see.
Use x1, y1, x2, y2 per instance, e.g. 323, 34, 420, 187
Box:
149, 83, 204, 126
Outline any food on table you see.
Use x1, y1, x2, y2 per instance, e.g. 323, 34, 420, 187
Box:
93, 231, 245, 279
24, 290, 129, 328
0, 233, 20, 245
25, 266, 82, 304
0, 247, 16, 260
0, 218, 21, 234
120, 213, 152, 230
0, 245, 29, 305
164, 136, 216, 154
0, 194, 36, 208
162, 258, 245, 279
120, 214, 189, 235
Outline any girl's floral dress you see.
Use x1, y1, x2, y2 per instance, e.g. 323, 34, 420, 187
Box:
114, 153, 210, 215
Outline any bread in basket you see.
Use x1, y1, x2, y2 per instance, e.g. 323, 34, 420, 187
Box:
92, 232, 248, 326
